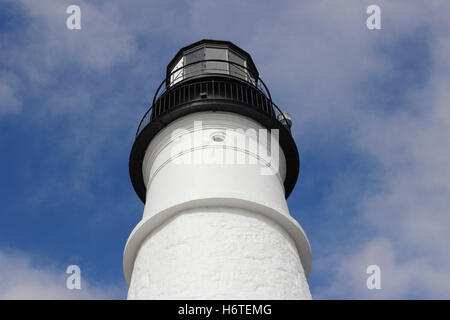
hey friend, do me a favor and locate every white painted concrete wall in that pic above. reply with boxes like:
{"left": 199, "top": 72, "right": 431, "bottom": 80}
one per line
{"left": 128, "top": 207, "right": 311, "bottom": 299}
{"left": 124, "top": 112, "right": 312, "bottom": 299}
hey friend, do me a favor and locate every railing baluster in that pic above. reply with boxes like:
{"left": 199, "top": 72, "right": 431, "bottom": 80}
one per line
{"left": 163, "top": 94, "right": 166, "bottom": 113}
{"left": 157, "top": 98, "right": 161, "bottom": 117}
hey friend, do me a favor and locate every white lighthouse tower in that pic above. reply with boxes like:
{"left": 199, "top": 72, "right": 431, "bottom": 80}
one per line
{"left": 124, "top": 40, "right": 312, "bottom": 299}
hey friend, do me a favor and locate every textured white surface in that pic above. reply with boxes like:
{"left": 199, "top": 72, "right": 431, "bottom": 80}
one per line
{"left": 125, "top": 112, "right": 312, "bottom": 299}
{"left": 128, "top": 207, "right": 311, "bottom": 300}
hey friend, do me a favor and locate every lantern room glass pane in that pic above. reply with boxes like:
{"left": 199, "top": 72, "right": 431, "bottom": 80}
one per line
{"left": 169, "top": 45, "right": 256, "bottom": 86}
{"left": 185, "top": 48, "right": 204, "bottom": 79}
{"left": 204, "top": 47, "right": 228, "bottom": 74}
{"left": 228, "top": 50, "right": 247, "bottom": 80}
{"left": 170, "top": 57, "right": 184, "bottom": 85}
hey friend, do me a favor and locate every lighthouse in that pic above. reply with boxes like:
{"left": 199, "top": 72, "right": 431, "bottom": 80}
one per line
{"left": 124, "top": 40, "right": 312, "bottom": 299}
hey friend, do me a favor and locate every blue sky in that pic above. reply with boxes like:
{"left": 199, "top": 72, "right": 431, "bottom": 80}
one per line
{"left": 1, "top": 0, "right": 449, "bottom": 299}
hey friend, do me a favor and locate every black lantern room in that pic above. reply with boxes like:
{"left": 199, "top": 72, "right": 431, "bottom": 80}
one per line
{"left": 129, "top": 39, "right": 299, "bottom": 203}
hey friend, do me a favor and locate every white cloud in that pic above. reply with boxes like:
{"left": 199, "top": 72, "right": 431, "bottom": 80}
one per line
{"left": 0, "top": 250, "right": 124, "bottom": 299}
{"left": 0, "top": 73, "right": 22, "bottom": 115}
{"left": 17, "top": 0, "right": 137, "bottom": 70}
{"left": 309, "top": 1, "right": 450, "bottom": 299}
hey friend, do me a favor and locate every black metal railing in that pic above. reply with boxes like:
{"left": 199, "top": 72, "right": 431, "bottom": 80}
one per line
{"left": 135, "top": 60, "right": 289, "bottom": 138}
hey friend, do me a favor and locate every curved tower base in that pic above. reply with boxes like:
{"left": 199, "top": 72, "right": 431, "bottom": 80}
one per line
{"left": 128, "top": 207, "right": 311, "bottom": 299}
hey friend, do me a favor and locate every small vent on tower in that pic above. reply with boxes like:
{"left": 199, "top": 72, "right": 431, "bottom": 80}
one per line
{"left": 211, "top": 131, "right": 226, "bottom": 142}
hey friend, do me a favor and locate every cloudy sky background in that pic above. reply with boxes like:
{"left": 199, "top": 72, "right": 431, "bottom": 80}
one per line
{"left": 0, "top": 0, "right": 449, "bottom": 299}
